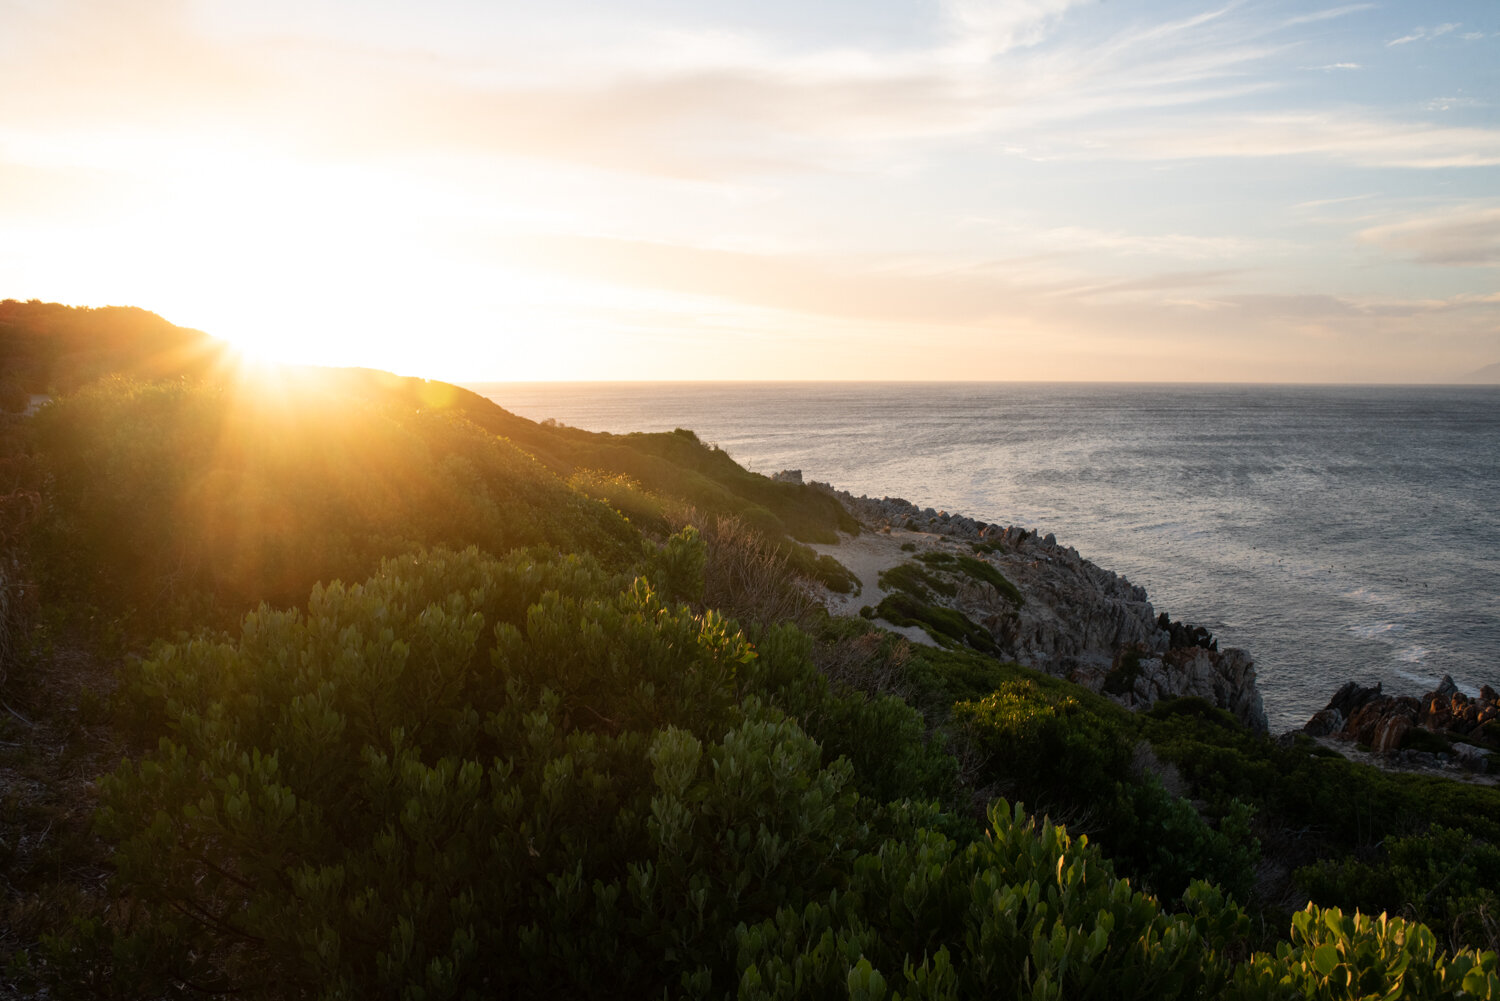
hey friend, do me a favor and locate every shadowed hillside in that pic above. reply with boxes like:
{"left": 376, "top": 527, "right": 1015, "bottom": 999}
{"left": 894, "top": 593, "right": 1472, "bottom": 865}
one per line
{"left": 2, "top": 302, "right": 1499, "bottom": 1000}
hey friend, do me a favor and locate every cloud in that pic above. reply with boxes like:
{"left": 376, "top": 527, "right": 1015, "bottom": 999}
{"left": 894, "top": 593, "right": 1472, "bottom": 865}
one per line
{"left": 1358, "top": 207, "right": 1500, "bottom": 266}
{"left": 7, "top": 0, "right": 1492, "bottom": 185}
{"left": 938, "top": 0, "right": 1093, "bottom": 62}
{"left": 1388, "top": 23, "right": 1460, "bottom": 46}
{"left": 1027, "top": 225, "right": 1276, "bottom": 260}
{"left": 1062, "top": 113, "right": 1500, "bottom": 168}
{"left": 1282, "top": 5, "right": 1377, "bottom": 29}
{"left": 1293, "top": 194, "right": 1374, "bottom": 210}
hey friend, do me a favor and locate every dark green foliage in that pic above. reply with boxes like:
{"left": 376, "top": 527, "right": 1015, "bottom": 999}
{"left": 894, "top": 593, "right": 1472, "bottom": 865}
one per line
{"left": 1227, "top": 906, "right": 1500, "bottom": 1000}
{"left": 879, "top": 561, "right": 957, "bottom": 600}
{"left": 1147, "top": 695, "right": 1243, "bottom": 728}
{"left": 955, "top": 555, "right": 1024, "bottom": 607}
{"left": 1401, "top": 727, "right": 1455, "bottom": 754}
{"left": 956, "top": 680, "right": 1132, "bottom": 809}
{"left": 83, "top": 549, "right": 1280, "bottom": 1000}
{"left": 1104, "top": 647, "right": 1146, "bottom": 696}
{"left": 874, "top": 593, "right": 1000, "bottom": 655}
{"left": 1109, "top": 776, "right": 1260, "bottom": 903}
{"left": 743, "top": 623, "right": 958, "bottom": 808}
{"left": 882, "top": 553, "right": 1021, "bottom": 609}
{"left": 1297, "top": 827, "right": 1500, "bottom": 953}
{"left": 1140, "top": 705, "right": 1500, "bottom": 849}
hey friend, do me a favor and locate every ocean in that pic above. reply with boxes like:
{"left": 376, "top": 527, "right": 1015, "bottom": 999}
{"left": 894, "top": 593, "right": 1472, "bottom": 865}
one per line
{"left": 467, "top": 381, "right": 1500, "bottom": 732}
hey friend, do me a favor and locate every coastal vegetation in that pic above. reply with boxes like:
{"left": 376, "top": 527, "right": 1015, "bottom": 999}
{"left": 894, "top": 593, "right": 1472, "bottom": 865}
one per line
{"left": 2, "top": 300, "right": 1499, "bottom": 998}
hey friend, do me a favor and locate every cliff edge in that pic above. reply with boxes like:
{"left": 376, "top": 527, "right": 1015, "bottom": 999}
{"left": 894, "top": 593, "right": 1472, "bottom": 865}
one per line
{"left": 789, "top": 472, "right": 1269, "bottom": 732}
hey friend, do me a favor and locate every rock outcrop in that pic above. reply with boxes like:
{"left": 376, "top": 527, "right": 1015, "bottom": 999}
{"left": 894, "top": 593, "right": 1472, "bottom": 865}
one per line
{"left": 1110, "top": 647, "right": 1264, "bottom": 733}
{"left": 813, "top": 482, "right": 1269, "bottom": 732}
{"left": 1302, "top": 676, "right": 1498, "bottom": 772}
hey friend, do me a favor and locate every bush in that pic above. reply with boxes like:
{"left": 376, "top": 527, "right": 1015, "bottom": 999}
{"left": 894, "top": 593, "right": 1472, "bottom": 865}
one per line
{"left": 1228, "top": 905, "right": 1500, "bottom": 1000}
{"left": 80, "top": 548, "right": 1259, "bottom": 999}
{"left": 955, "top": 680, "right": 1131, "bottom": 810}
{"left": 955, "top": 555, "right": 1024, "bottom": 607}
{"left": 28, "top": 377, "right": 640, "bottom": 631}
{"left": 874, "top": 593, "right": 999, "bottom": 655}
{"left": 1298, "top": 827, "right": 1500, "bottom": 954}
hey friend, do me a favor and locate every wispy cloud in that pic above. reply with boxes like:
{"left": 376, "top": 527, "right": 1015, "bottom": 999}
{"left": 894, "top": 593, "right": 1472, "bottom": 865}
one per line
{"left": 1388, "top": 23, "right": 1460, "bottom": 46}
{"left": 1359, "top": 206, "right": 1500, "bottom": 265}
{"left": 938, "top": 0, "right": 1093, "bottom": 62}
{"left": 1282, "top": 4, "right": 1377, "bottom": 29}
{"left": 1294, "top": 193, "right": 1375, "bottom": 210}
{"left": 1061, "top": 113, "right": 1500, "bottom": 168}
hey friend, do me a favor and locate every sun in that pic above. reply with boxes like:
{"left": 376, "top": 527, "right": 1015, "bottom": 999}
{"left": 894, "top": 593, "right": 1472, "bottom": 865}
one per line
{"left": 58, "top": 151, "right": 577, "bottom": 380}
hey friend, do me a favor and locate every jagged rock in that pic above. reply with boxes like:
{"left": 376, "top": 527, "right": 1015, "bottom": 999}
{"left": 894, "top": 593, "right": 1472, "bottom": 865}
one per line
{"left": 771, "top": 469, "right": 804, "bottom": 484}
{"left": 1110, "top": 647, "right": 1266, "bottom": 733}
{"left": 1345, "top": 695, "right": 1420, "bottom": 751}
{"left": 1303, "top": 708, "right": 1345, "bottom": 738}
{"left": 812, "top": 481, "right": 1269, "bottom": 732}
{"left": 1301, "top": 674, "right": 1500, "bottom": 770}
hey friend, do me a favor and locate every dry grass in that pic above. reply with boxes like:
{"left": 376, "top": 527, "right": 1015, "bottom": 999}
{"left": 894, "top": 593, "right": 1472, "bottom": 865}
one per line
{"left": 684, "top": 511, "right": 821, "bottom": 631}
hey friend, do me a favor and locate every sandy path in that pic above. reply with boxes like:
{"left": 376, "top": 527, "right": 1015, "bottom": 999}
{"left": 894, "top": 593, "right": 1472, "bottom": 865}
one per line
{"left": 809, "top": 527, "right": 956, "bottom": 647}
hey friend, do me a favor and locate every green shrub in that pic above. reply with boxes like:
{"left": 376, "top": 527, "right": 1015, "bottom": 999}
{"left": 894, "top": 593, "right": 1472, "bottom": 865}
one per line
{"left": 879, "top": 562, "right": 957, "bottom": 600}
{"left": 955, "top": 555, "right": 1024, "bottom": 607}
{"left": 874, "top": 593, "right": 999, "bottom": 655}
{"left": 955, "top": 680, "right": 1131, "bottom": 809}
{"left": 1104, "top": 647, "right": 1146, "bottom": 696}
{"left": 568, "top": 469, "right": 671, "bottom": 535}
{"left": 1109, "top": 775, "right": 1260, "bottom": 903}
{"left": 1228, "top": 905, "right": 1500, "bottom": 1000}
{"left": 1402, "top": 728, "right": 1456, "bottom": 755}
{"left": 1298, "top": 827, "right": 1500, "bottom": 954}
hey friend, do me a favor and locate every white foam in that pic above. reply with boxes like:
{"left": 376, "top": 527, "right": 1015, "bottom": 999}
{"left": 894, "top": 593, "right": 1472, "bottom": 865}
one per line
{"left": 1395, "top": 645, "right": 1429, "bottom": 663}
{"left": 1348, "top": 621, "right": 1402, "bottom": 640}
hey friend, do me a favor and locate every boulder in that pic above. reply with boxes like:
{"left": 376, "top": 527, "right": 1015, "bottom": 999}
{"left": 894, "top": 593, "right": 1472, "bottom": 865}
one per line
{"left": 1303, "top": 708, "right": 1345, "bottom": 738}
{"left": 1345, "top": 695, "right": 1420, "bottom": 750}
{"left": 1453, "top": 743, "right": 1494, "bottom": 773}
{"left": 1301, "top": 673, "right": 1500, "bottom": 769}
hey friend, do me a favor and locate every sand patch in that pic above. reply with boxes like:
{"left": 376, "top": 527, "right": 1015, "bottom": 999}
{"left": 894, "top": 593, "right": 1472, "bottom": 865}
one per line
{"left": 809, "top": 527, "right": 963, "bottom": 648}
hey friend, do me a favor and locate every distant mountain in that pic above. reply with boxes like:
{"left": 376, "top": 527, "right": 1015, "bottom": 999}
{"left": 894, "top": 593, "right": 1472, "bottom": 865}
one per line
{"left": 1459, "top": 361, "right": 1500, "bottom": 383}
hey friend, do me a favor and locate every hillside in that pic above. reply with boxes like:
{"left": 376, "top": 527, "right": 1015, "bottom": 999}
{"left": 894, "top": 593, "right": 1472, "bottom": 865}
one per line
{"left": 2, "top": 302, "right": 1498, "bottom": 999}
{"left": 1459, "top": 362, "right": 1500, "bottom": 384}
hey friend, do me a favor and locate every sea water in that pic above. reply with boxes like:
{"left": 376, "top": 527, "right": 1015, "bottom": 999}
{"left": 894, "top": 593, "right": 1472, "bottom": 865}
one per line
{"left": 468, "top": 381, "right": 1500, "bottom": 732}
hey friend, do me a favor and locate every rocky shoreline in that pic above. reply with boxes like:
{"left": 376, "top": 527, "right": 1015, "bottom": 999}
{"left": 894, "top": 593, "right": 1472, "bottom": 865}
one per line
{"left": 783, "top": 472, "right": 1269, "bottom": 733}
{"left": 1300, "top": 676, "right": 1498, "bottom": 776}
{"left": 790, "top": 472, "right": 1498, "bottom": 778}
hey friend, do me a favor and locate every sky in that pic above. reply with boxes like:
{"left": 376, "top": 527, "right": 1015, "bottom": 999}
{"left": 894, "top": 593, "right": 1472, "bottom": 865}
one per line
{"left": 2, "top": 0, "right": 1497, "bottom": 383}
